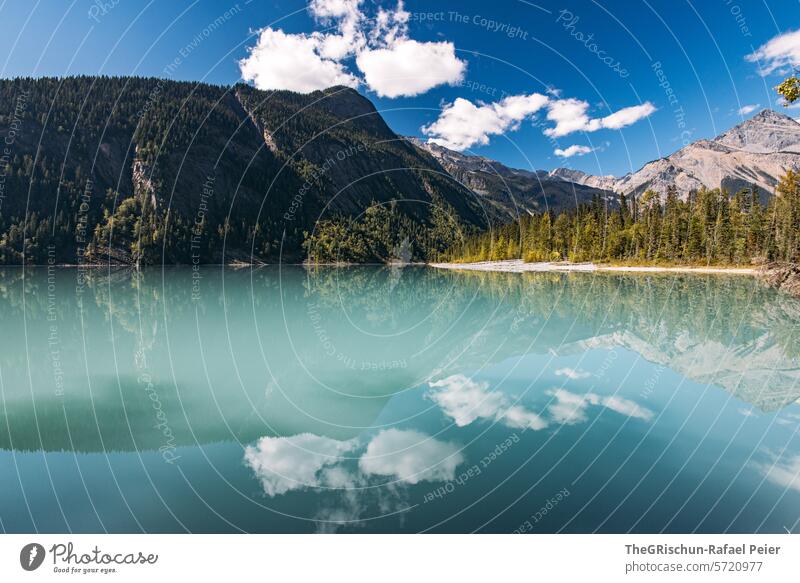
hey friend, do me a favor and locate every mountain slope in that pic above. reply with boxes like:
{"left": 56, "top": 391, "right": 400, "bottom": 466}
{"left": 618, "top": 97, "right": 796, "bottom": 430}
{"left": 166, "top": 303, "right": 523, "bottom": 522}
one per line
{"left": 594, "top": 109, "right": 800, "bottom": 200}
{"left": 409, "top": 138, "right": 618, "bottom": 217}
{"left": 413, "top": 109, "right": 800, "bottom": 207}
{"left": 0, "top": 77, "right": 484, "bottom": 264}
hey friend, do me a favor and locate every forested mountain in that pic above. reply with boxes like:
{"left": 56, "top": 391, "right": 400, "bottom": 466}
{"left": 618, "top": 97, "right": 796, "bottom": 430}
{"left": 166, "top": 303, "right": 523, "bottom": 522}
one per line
{"left": 2, "top": 76, "right": 799, "bottom": 266}
{"left": 0, "top": 76, "right": 484, "bottom": 265}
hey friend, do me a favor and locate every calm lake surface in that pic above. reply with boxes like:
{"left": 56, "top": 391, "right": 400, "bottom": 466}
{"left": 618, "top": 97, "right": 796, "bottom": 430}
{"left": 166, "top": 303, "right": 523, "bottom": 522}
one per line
{"left": 1, "top": 266, "right": 799, "bottom": 533}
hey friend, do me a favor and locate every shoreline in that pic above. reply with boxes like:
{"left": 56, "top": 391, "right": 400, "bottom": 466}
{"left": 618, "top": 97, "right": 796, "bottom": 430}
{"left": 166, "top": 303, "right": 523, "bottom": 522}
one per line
{"left": 0, "top": 260, "right": 758, "bottom": 276}
{"left": 429, "top": 259, "right": 757, "bottom": 275}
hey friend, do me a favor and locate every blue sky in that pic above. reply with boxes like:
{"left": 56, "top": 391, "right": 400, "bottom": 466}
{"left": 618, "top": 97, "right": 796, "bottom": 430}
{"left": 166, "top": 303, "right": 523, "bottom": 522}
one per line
{"left": 1, "top": 0, "right": 799, "bottom": 176}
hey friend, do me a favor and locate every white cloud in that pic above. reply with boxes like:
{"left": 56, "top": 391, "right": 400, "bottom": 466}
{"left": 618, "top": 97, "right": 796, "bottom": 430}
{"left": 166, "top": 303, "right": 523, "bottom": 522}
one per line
{"left": 555, "top": 367, "right": 591, "bottom": 379}
{"left": 554, "top": 145, "right": 593, "bottom": 158}
{"left": 503, "top": 405, "right": 550, "bottom": 430}
{"left": 547, "top": 389, "right": 654, "bottom": 425}
{"left": 359, "top": 429, "right": 464, "bottom": 484}
{"left": 737, "top": 104, "right": 760, "bottom": 116}
{"left": 547, "top": 388, "right": 591, "bottom": 425}
{"left": 545, "top": 98, "right": 592, "bottom": 137}
{"left": 746, "top": 29, "right": 800, "bottom": 76}
{"left": 428, "top": 374, "right": 507, "bottom": 426}
{"left": 754, "top": 453, "right": 800, "bottom": 492}
{"left": 310, "top": 0, "right": 365, "bottom": 57}
{"left": 356, "top": 39, "right": 465, "bottom": 98}
{"left": 422, "top": 93, "right": 549, "bottom": 151}
{"left": 544, "top": 99, "right": 656, "bottom": 137}
{"left": 367, "top": 0, "right": 409, "bottom": 46}
{"left": 422, "top": 93, "right": 655, "bottom": 150}
{"left": 310, "top": 0, "right": 362, "bottom": 22}
{"left": 601, "top": 395, "right": 654, "bottom": 421}
{"left": 598, "top": 103, "right": 657, "bottom": 130}
{"left": 239, "top": 0, "right": 466, "bottom": 97}
{"left": 239, "top": 28, "right": 360, "bottom": 93}
{"left": 428, "top": 374, "right": 548, "bottom": 430}
{"left": 244, "top": 433, "right": 358, "bottom": 496}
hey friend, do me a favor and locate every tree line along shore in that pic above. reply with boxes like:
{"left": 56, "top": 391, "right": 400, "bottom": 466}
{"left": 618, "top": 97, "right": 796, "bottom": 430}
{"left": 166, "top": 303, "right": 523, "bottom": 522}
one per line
{"left": 440, "top": 171, "right": 800, "bottom": 268}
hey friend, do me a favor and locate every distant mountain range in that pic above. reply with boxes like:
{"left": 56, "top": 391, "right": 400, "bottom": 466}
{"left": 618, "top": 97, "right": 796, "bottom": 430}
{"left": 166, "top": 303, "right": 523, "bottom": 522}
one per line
{"left": 412, "top": 109, "right": 800, "bottom": 211}
{"left": 1, "top": 76, "right": 799, "bottom": 264}
{"left": 407, "top": 137, "right": 618, "bottom": 217}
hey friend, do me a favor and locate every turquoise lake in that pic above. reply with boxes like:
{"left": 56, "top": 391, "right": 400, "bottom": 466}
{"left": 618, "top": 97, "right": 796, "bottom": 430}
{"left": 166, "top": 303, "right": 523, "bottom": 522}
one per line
{"left": 0, "top": 266, "right": 799, "bottom": 533}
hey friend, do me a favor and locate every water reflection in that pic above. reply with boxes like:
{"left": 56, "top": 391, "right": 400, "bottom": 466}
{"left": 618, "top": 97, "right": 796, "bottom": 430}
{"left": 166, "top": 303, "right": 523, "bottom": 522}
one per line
{"left": 1, "top": 266, "right": 799, "bottom": 532}
{"left": 0, "top": 266, "right": 798, "bottom": 454}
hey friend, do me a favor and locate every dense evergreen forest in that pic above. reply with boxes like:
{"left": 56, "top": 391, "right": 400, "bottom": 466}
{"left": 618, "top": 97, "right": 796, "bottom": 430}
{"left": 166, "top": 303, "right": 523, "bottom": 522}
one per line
{"left": 442, "top": 171, "right": 800, "bottom": 266}
{"left": 302, "top": 201, "right": 470, "bottom": 263}
{"left": 2, "top": 75, "right": 800, "bottom": 266}
{"left": 0, "top": 76, "right": 482, "bottom": 265}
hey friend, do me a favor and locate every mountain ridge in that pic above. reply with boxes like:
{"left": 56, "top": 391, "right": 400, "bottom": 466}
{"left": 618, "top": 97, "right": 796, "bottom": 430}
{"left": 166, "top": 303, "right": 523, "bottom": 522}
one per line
{"left": 0, "top": 76, "right": 485, "bottom": 264}
{"left": 1, "top": 76, "right": 799, "bottom": 266}
{"left": 414, "top": 108, "right": 800, "bottom": 205}
{"left": 407, "top": 137, "right": 619, "bottom": 218}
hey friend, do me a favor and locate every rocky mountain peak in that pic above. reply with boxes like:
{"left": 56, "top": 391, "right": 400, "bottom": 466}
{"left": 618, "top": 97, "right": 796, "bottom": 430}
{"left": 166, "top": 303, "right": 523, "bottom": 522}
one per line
{"left": 411, "top": 107, "right": 800, "bottom": 207}
{"left": 748, "top": 108, "right": 798, "bottom": 125}
{"left": 714, "top": 108, "right": 800, "bottom": 153}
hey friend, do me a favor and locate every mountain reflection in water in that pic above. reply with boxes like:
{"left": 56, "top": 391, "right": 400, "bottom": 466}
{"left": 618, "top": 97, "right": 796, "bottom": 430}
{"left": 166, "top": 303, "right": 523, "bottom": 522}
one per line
{"left": 0, "top": 266, "right": 798, "bottom": 533}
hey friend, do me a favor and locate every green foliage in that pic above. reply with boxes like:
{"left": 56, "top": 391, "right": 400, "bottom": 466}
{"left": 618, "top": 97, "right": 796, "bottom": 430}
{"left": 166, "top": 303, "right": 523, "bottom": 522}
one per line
{"left": 303, "top": 200, "right": 472, "bottom": 264}
{"left": 0, "top": 77, "right": 484, "bottom": 265}
{"left": 443, "top": 174, "right": 800, "bottom": 266}
{"left": 776, "top": 75, "right": 800, "bottom": 104}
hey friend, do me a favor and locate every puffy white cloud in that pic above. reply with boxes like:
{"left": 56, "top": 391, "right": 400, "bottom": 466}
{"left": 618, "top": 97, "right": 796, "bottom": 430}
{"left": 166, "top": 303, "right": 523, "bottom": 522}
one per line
{"left": 422, "top": 98, "right": 509, "bottom": 151}
{"left": 240, "top": 0, "right": 466, "bottom": 97}
{"left": 547, "top": 389, "right": 654, "bottom": 425}
{"left": 601, "top": 395, "right": 654, "bottom": 421}
{"left": 239, "top": 28, "right": 360, "bottom": 92}
{"left": 544, "top": 99, "right": 656, "bottom": 137}
{"left": 359, "top": 429, "right": 464, "bottom": 484}
{"left": 746, "top": 29, "right": 800, "bottom": 76}
{"left": 428, "top": 374, "right": 507, "bottom": 426}
{"left": 545, "top": 98, "right": 592, "bottom": 138}
{"left": 422, "top": 93, "right": 655, "bottom": 150}
{"left": 554, "top": 145, "right": 593, "bottom": 158}
{"left": 737, "top": 104, "right": 760, "bottom": 116}
{"left": 503, "top": 405, "right": 550, "bottom": 430}
{"left": 367, "top": 0, "right": 409, "bottom": 45}
{"left": 310, "top": 0, "right": 368, "bottom": 60}
{"left": 547, "top": 388, "right": 591, "bottom": 425}
{"left": 422, "top": 93, "right": 549, "bottom": 151}
{"left": 598, "top": 103, "right": 657, "bottom": 130}
{"left": 356, "top": 39, "right": 465, "bottom": 98}
{"left": 555, "top": 367, "right": 591, "bottom": 379}
{"left": 244, "top": 433, "right": 358, "bottom": 496}
{"left": 754, "top": 453, "right": 800, "bottom": 492}
{"left": 310, "top": 0, "right": 362, "bottom": 22}
{"left": 428, "top": 374, "right": 548, "bottom": 430}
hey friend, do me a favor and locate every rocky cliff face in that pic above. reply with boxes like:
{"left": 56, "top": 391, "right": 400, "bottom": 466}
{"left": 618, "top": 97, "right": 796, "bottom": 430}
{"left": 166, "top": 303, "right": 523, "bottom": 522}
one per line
{"left": 546, "top": 167, "right": 618, "bottom": 192}
{"left": 584, "top": 109, "right": 800, "bottom": 200}
{"left": 413, "top": 109, "right": 800, "bottom": 206}
{"left": 409, "top": 138, "right": 618, "bottom": 217}
{"left": 716, "top": 109, "right": 800, "bottom": 153}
